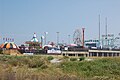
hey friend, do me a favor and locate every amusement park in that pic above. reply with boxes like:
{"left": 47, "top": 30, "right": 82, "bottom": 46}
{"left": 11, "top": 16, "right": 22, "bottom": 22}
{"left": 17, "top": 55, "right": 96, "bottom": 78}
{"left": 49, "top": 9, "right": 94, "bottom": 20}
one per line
{"left": 0, "top": 26, "right": 120, "bottom": 57}
{"left": 1, "top": 0, "right": 120, "bottom": 79}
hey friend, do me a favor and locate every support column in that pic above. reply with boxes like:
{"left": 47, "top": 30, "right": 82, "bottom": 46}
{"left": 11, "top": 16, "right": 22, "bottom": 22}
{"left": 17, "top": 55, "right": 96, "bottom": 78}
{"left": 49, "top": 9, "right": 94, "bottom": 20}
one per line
{"left": 84, "top": 54, "right": 86, "bottom": 57}
{"left": 65, "top": 52, "right": 67, "bottom": 56}
{"left": 97, "top": 52, "right": 98, "bottom": 57}
{"left": 89, "top": 53, "right": 92, "bottom": 57}
{"left": 107, "top": 53, "right": 108, "bottom": 57}
{"left": 75, "top": 53, "right": 78, "bottom": 57}
{"left": 112, "top": 53, "right": 113, "bottom": 57}
{"left": 88, "top": 52, "right": 90, "bottom": 57}
{"left": 115, "top": 53, "right": 117, "bottom": 57}
{"left": 102, "top": 53, "right": 104, "bottom": 57}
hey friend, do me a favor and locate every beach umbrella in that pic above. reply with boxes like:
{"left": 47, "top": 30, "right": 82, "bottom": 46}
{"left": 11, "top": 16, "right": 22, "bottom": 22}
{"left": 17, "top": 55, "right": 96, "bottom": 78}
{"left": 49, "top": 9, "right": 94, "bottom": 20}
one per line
{"left": 1, "top": 42, "right": 19, "bottom": 49}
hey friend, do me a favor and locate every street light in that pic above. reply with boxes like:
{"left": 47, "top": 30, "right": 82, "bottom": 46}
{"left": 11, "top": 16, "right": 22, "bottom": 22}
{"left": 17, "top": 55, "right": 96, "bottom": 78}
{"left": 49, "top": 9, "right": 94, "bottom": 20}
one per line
{"left": 68, "top": 35, "right": 70, "bottom": 44}
{"left": 41, "top": 36, "right": 44, "bottom": 48}
{"left": 44, "top": 32, "right": 48, "bottom": 45}
{"left": 56, "top": 32, "right": 59, "bottom": 46}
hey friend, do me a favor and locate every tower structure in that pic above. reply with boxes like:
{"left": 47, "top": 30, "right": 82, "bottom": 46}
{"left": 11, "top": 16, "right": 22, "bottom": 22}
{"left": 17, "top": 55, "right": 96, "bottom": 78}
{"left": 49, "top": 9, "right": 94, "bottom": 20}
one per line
{"left": 31, "top": 33, "right": 39, "bottom": 42}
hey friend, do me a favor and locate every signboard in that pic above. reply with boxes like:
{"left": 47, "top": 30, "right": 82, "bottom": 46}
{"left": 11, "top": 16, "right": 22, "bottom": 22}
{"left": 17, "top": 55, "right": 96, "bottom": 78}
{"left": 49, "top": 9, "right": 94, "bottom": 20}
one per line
{"left": 47, "top": 48, "right": 61, "bottom": 54}
{"left": 102, "top": 34, "right": 114, "bottom": 37}
{"left": 85, "top": 40, "right": 99, "bottom": 43}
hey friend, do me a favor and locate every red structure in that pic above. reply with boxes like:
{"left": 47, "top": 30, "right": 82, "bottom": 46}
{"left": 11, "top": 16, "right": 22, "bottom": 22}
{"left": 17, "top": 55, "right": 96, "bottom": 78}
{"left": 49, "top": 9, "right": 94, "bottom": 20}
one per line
{"left": 82, "top": 28, "right": 85, "bottom": 48}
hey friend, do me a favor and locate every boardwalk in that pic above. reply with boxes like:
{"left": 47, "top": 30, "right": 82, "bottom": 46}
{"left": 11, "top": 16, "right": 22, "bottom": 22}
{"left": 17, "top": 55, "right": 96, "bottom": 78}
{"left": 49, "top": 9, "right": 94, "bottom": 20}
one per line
{"left": 62, "top": 49, "right": 120, "bottom": 57}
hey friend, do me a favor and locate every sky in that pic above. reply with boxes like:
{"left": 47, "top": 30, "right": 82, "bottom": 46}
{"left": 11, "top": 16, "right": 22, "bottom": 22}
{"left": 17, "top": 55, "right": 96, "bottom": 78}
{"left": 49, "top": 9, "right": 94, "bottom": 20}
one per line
{"left": 0, "top": 0, "right": 120, "bottom": 45}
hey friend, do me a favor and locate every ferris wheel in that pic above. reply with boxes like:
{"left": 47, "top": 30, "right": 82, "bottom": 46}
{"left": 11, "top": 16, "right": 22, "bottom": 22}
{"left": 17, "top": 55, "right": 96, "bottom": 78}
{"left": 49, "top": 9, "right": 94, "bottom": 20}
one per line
{"left": 73, "top": 29, "right": 82, "bottom": 45}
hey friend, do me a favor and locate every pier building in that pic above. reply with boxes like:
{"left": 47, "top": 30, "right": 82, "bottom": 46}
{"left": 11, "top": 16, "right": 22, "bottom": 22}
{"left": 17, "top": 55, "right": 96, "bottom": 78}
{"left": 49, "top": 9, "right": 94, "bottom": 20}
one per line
{"left": 62, "top": 49, "right": 120, "bottom": 57}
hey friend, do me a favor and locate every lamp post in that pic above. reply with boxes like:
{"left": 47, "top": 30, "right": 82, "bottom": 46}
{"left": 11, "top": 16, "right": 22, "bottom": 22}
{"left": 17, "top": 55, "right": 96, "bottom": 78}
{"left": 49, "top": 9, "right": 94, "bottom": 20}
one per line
{"left": 99, "top": 14, "right": 101, "bottom": 47}
{"left": 41, "top": 36, "right": 44, "bottom": 48}
{"left": 68, "top": 35, "right": 70, "bottom": 44}
{"left": 44, "top": 32, "right": 48, "bottom": 45}
{"left": 56, "top": 32, "right": 59, "bottom": 46}
{"left": 105, "top": 17, "right": 108, "bottom": 47}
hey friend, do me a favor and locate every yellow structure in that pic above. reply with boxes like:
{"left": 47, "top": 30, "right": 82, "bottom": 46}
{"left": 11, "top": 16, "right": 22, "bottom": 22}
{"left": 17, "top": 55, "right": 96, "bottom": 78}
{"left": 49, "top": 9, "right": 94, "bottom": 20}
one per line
{"left": 2, "top": 49, "right": 21, "bottom": 55}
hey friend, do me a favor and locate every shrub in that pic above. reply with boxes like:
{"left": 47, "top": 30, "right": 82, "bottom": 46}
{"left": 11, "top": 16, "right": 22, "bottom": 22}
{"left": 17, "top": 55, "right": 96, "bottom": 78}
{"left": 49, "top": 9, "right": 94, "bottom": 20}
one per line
{"left": 62, "top": 56, "right": 69, "bottom": 62}
{"left": 47, "top": 56, "right": 54, "bottom": 60}
{"left": 79, "top": 57, "right": 85, "bottom": 61}
{"left": 27, "top": 58, "right": 44, "bottom": 68}
{"left": 8, "top": 58, "right": 18, "bottom": 66}
{"left": 0, "top": 55, "right": 47, "bottom": 68}
{"left": 70, "top": 58, "right": 77, "bottom": 61}
{"left": 0, "top": 50, "right": 3, "bottom": 54}
{"left": 63, "top": 56, "right": 69, "bottom": 59}
{"left": 40, "top": 64, "right": 48, "bottom": 69}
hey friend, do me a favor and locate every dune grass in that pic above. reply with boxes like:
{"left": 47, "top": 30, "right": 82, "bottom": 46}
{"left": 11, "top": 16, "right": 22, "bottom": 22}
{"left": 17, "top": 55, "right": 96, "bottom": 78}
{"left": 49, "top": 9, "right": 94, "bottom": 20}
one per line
{"left": 0, "top": 55, "right": 120, "bottom": 80}
{"left": 60, "top": 57, "right": 120, "bottom": 80}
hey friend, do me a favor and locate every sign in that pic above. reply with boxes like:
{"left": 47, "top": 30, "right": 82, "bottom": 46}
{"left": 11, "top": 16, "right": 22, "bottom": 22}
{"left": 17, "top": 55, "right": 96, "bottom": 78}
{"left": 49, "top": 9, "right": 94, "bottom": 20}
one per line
{"left": 85, "top": 40, "right": 99, "bottom": 42}
{"left": 47, "top": 48, "right": 61, "bottom": 54}
{"left": 102, "top": 34, "right": 114, "bottom": 37}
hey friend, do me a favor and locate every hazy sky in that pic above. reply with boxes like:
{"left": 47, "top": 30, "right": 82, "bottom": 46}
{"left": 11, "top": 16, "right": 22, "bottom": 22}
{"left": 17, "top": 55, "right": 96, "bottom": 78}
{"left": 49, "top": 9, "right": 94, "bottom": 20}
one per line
{"left": 0, "top": 0, "right": 120, "bottom": 45}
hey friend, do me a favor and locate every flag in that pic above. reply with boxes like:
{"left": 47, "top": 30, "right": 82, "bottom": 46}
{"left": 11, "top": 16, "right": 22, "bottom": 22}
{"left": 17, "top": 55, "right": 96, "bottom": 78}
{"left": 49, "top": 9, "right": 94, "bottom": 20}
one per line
{"left": 12, "top": 38, "right": 14, "bottom": 42}
{"left": 10, "top": 38, "right": 11, "bottom": 41}
{"left": 8, "top": 38, "right": 9, "bottom": 41}
{"left": 6, "top": 38, "right": 7, "bottom": 41}
{"left": 3, "top": 38, "right": 5, "bottom": 40}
